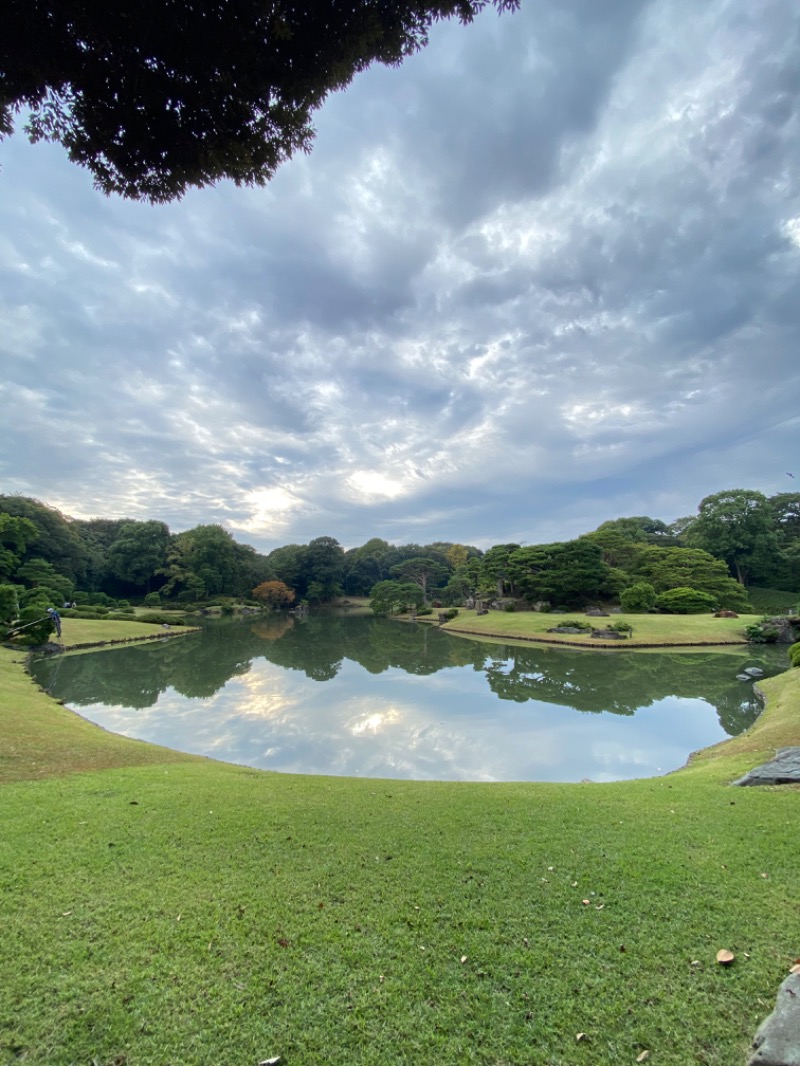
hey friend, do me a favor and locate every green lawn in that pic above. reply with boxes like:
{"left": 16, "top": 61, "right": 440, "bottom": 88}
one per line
{"left": 440, "top": 608, "right": 760, "bottom": 647}
{"left": 1, "top": 623, "right": 799, "bottom": 1065}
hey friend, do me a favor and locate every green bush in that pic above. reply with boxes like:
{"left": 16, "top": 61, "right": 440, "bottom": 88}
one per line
{"left": 137, "top": 613, "right": 187, "bottom": 626}
{"left": 557, "top": 619, "right": 593, "bottom": 631}
{"left": 788, "top": 642, "right": 800, "bottom": 667}
{"left": 87, "top": 592, "right": 113, "bottom": 606}
{"left": 746, "top": 619, "right": 782, "bottom": 644}
{"left": 619, "top": 582, "right": 657, "bottom": 613}
{"left": 143, "top": 592, "right": 161, "bottom": 607}
{"left": 417, "top": 606, "right": 433, "bottom": 616}
{"left": 12, "top": 605, "right": 55, "bottom": 645}
{"left": 609, "top": 621, "right": 633, "bottom": 634}
{"left": 442, "top": 608, "right": 459, "bottom": 620}
{"left": 654, "top": 587, "right": 717, "bottom": 614}
{"left": 748, "top": 587, "right": 800, "bottom": 615}
{"left": 0, "top": 584, "right": 19, "bottom": 625}
{"left": 19, "top": 585, "right": 61, "bottom": 609}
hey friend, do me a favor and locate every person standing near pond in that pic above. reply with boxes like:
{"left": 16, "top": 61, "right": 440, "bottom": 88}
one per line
{"left": 47, "top": 606, "right": 62, "bottom": 639}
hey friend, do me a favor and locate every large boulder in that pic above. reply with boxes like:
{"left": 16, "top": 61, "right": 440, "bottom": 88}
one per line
{"left": 748, "top": 971, "right": 800, "bottom": 1065}
{"left": 732, "top": 748, "right": 800, "bottom": 786}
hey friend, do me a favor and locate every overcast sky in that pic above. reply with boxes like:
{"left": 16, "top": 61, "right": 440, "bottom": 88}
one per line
{"left": 2, "top": 0, "right": 799, "bottom": 555}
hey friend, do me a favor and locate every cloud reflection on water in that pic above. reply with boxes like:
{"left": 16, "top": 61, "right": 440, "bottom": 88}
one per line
{"left": 32, "top": 615, "right": 783, "bottom": 782}
{"left": 67, "top": 664, "right": 737, "bottom": 782}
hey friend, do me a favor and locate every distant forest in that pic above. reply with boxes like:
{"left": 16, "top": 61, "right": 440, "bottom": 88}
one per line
{"left": 1, "top": 489, "right": 799, "bottom": 618}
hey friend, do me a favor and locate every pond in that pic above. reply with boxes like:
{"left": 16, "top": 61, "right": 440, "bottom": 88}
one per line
{"left": 29, "top": 613, "right": 788, "bottom": 783}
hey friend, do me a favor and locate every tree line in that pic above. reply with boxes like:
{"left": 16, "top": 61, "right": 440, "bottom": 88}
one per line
{"left": 1, "top": 488, "right": 799, "bottom": 629}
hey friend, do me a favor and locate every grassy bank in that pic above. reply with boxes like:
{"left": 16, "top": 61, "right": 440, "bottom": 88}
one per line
{"left": 439, "top": 608, "right": 761, "bottom": 647}
{"left": 1, "top": 625, "right": 799, "bottom": 1065}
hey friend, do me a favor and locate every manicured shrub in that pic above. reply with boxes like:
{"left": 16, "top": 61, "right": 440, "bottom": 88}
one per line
{"left": 19, "top": 585, "right": 60, "bottom": 609}
{"left": 11, "top": 605, "right": 55, "bottom": 645}
{"left": 620, "top": 581, "right": 657, "bottom": 613}
{"left": 137, "top": 612, "right": 186, "bottom": 626}
{"left": 654, "top": 587, "right": 717, "bottom": 614}
{"left": 788, "top": 642, "right": 800, "bottom": 667}
{"left": 143, "top": 592, "right": 161, "bottom": 607}
{"left": 87, "top": 592, "right": 113, "bottom": 606}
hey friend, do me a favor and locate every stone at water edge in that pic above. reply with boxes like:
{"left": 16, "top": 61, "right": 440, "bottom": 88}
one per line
{"left": 731, "top": 748, "right": 800, "bottom": 787}
{"left": 748, "top": 972, "right": 800, "bottom": 1066}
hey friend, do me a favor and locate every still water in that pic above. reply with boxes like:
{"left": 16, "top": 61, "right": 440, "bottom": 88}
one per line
{"left": 30, "top": 613, "right": 787, "bottom": 782}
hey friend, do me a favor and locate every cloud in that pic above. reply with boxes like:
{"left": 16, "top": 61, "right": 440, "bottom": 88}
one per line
{"left": 1, "top": 0, "right": 799, "bottom": 551}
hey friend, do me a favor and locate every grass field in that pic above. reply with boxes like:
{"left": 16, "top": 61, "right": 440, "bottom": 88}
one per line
{"left": 1, "top": 620, "right": 799, "bottom": 1065}
{"left": 439, "top": 608, "right": 760, "bottom": 647}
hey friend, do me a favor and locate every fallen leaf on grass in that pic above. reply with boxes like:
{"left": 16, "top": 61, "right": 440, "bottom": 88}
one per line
{"left": 461, "top": 956, "right": 468, "bottom": 964}
{"left": 576, "top": 1032, "right": 587, "bottom": 1042}
{"left": 716, "top": 949, "right": 735, "bottom": 965}
{"left": 789, "top": 962, "right": 800, "bottom": 974}
{"left": 636, "top": 1052, "right": 650, "bottom": 1063}
{"left": 259, "top": 1058, "right": 281, "bottom": 1065}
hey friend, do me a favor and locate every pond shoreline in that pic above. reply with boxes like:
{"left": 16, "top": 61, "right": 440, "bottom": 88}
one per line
{"left": 17, "top": 625, "right": 201, "bottom": 656}
{"left": 407, "top": 613, "right": 752, "bottom": 651}
{"left": 443, "top": 625, "right": 750, "bottom": 650}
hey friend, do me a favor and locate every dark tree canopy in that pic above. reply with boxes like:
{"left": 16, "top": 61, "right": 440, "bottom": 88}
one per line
{"left": 2, "top": 0, "right": 518, "bottom": 202}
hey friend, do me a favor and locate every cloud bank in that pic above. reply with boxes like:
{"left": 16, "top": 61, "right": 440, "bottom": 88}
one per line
{"left": 1, "top": 0, "right": 799, "bottom": 551}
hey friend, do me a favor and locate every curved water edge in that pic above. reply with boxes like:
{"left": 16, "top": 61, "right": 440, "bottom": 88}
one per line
{"left": 28, "top": 613, "right": 789, "bottom": 784}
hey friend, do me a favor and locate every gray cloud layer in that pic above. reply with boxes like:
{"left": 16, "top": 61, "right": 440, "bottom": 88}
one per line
{"left": 2, "top": 0, "right": 799, "bottom": 551}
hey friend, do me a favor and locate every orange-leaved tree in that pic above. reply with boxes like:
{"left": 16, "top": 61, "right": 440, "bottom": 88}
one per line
{"left": 252, "top": 580, "right": 295, "bottom": 608}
